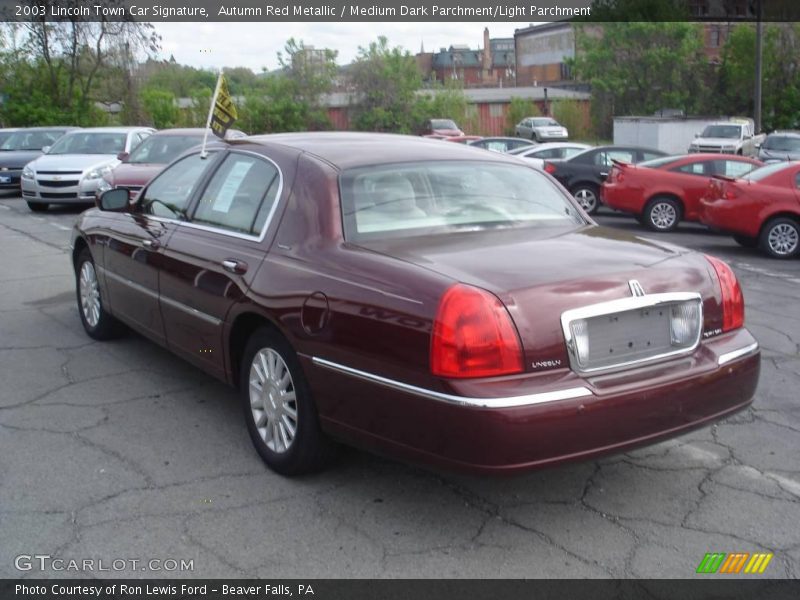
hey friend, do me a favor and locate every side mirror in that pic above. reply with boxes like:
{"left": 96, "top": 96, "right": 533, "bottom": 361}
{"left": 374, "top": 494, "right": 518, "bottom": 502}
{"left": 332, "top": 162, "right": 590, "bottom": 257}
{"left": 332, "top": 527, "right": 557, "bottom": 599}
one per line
{"left": 755, "top": 142, "right": 762, "bottom": 149}
{"left": 41, "top": 145, "right": 51, "bottom": 153}
{"left": 97, "top": 188, "right": 130, "bottom": 212}
{"left": 117, "top": 151, "right": 130, "bottom": 161}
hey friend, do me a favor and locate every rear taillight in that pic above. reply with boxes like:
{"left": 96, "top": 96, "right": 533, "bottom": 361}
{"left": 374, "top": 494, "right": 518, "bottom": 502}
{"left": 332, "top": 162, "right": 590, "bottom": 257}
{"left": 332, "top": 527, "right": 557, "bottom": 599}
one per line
{"left": 724, "top": 185, "right": 740, "bottom": 200}
{"left": 431, "top": 284, "right": 524, "bottom": 378}
{"left": 705, "top": 255, "right": 744, "bottom": 332}
{"left": 544, "top": 162, "right": 557, "bottom": 174}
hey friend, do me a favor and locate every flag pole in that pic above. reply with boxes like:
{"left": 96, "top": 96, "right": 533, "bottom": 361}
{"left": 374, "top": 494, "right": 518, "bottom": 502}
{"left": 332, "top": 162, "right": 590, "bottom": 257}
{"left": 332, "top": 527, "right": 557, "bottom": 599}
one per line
{"left": 201, "top": 70, "right": 223, "bottom": 158}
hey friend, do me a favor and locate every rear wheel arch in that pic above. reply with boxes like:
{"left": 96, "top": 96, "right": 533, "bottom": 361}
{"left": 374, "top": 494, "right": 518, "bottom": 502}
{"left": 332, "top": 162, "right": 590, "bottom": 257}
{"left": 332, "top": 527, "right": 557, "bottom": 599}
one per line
{"left": 228, "top": 312, "right": 289, "bottom": 388}
{"left": 645, "top": 192, "right": 684, "bottom": 214}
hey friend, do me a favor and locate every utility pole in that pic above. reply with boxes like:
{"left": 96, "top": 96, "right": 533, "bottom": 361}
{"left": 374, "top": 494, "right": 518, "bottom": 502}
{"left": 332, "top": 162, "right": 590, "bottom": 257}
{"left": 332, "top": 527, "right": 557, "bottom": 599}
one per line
{"left": 754, "top": 0, "right": 763, "bottom": 133}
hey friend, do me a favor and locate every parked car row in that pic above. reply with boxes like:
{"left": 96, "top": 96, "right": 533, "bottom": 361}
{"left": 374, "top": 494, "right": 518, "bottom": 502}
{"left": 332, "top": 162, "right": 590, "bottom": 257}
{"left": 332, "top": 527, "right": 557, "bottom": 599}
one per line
{"left": 6, "top": 126, "right": 246, "bottom": 212}
{"left": 429, "top": 129, "right": 798, "bottom": 259}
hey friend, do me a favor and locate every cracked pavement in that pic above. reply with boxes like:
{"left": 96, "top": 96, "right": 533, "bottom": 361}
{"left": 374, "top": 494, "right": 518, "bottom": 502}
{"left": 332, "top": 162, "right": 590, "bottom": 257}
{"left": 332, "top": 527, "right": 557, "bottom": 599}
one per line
{"left": 1, "top": 196, "right": 798, "bottom": 579}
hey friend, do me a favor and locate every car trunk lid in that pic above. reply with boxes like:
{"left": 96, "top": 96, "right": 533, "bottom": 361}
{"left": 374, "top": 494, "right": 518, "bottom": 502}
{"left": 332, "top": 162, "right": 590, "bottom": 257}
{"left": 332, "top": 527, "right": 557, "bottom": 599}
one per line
{"left": 357, "top": 225, "right": 719, "bottom": 374}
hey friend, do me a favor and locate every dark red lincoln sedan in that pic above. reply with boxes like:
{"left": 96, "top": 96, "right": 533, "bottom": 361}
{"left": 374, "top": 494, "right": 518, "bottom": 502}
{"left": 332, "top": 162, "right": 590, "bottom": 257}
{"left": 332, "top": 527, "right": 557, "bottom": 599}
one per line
{"left": 71, "top": 133, "right": 760, "bottom": 476}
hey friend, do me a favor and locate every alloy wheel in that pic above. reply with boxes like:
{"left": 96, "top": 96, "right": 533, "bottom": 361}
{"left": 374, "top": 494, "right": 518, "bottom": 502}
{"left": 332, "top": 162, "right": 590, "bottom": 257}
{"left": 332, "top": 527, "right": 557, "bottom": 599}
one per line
{"left": 574, "top": 188, "right": 597, "bottom": 213}
{"left": 767, "top": 222, "right": 799, "bottom": 256}
{"left": 79, "top": 262, "right": 101, "bottom": 328}
{"left": 650, "top": 202, "right": 677, "bottom": 230}
{"left": 249, "top": 348, "right": 298, "bottom": 454}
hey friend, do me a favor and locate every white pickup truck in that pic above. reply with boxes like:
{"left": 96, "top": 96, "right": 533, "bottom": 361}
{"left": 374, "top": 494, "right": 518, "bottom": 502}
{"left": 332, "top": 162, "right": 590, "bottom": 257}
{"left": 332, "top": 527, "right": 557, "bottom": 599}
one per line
{"left": 688, "top": 119, "right": 766, "bottom": 157}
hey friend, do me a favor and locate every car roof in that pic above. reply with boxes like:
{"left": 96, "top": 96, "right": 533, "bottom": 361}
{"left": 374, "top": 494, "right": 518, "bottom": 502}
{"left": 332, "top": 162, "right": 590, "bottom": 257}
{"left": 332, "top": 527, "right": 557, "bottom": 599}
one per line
{"left": 64, "top": 127, "right": 153, "bottom": 134}
{"left": 519, "top": 142, "right": 590, "bottom": 151}
{"left": 470, "top": 137, "right": 530, "bottom": 143}
{"left": 236, "top": 132, "right": 518, "bottom": 170}
{"left": 768, "top": 131, "right": 800, "bottom": 137}
{"left": 11, "top": 126, "right": 79, "bottom": 131}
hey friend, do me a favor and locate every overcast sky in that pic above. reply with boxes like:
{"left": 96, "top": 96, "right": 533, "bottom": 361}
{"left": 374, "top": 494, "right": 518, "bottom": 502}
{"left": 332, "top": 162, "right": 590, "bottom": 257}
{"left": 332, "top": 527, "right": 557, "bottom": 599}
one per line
{"left": 153, "top": 22, "right": 534, "bottom": 72}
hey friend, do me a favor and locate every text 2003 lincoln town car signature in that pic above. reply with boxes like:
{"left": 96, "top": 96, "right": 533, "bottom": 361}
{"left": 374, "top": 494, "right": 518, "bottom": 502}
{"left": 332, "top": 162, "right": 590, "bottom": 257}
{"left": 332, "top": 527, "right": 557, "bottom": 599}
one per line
{"left": 70, "top": 133, "right": 760, "bottom": 476}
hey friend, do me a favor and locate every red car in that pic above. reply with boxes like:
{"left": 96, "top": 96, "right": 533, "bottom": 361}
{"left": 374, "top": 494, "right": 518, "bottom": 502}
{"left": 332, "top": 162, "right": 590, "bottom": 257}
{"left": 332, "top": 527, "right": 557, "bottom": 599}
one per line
{"left": 72, "top": 133, "right": 759, "bottom": 476}
{"left": 700, "top": 161, "right": 800, "bottom": 258}
{"left": 602, "top": 154, "right": 762, "bottom": 231}
{"left": 99, "top": 128, "right": 245, "bottom": 199}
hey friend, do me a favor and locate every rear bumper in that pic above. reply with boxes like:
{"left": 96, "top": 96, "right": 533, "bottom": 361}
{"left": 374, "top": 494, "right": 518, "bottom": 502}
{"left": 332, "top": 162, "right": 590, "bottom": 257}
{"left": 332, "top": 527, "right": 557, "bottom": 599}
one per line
{"left": 306, "top": 329, "right": 760, "bottom": 475}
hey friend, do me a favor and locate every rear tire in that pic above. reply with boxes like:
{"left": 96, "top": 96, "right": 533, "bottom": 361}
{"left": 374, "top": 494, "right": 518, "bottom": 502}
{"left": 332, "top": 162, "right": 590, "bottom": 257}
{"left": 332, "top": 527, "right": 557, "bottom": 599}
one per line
{"left": 240, "top": 328, "right": 336, "bottom": 475}
{"left": 27, "top": 201, "right": 48, "bottom": 212}
{"left": 733, "top": 234, "right": 758, "bottom": 249}
{"left": 644, "top": 197, "right": 682, "bottom": 232}
{"left": 75, "top": 248, "right": 125, "bottom": 340}
{"left": 572, "top": 185, "right": 600, "bottom": 215}
{"left": 759, "top": 217, "right": 800, "bottom": 259}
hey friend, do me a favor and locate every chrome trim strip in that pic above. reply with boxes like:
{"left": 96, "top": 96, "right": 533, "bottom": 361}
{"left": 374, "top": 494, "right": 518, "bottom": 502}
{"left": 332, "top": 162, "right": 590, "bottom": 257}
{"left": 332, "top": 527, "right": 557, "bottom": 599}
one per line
{"left": 100, "top": 267, "right": 222, "bottom": 327}
{"left": 718, "top": 342, "right": 759, "bottom": 366}
{"left": 560, "top": 292, "right": 704, "bottom": 376}
{"left": 146, "top": 149, "right": 284, "bottom": 244}
{"left": 311, "top": 357, "right": 593, "bottom": 408}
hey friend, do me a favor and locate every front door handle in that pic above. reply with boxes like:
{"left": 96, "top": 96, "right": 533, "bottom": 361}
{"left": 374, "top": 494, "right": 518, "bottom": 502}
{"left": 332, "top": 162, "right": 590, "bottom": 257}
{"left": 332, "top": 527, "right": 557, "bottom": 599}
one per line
{"left": 142, "top": 239, "right": 160, "bottom": 249}
{"left": 222, "top": 259, "right": 248, "bottom": 274}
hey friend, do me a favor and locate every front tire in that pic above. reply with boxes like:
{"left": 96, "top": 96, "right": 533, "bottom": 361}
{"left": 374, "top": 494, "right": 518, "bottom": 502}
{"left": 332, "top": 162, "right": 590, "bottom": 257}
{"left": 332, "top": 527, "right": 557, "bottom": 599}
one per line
{"left": 27, "top": 201, "right": 48, "bottom": 212}
{"left": 759, "top": 217, "right": 800, "bottom": 259}
{"left": 241, "top": 328, "right": 335, "bottom": 475}
{"left": 572, "top": 185, "right": 600, "bottom": 215}
{"left": 644, "top": 197, "right": 682, "bottom": 232}
{"left": 75, "top": 248, "right": 125, "bottom": 340}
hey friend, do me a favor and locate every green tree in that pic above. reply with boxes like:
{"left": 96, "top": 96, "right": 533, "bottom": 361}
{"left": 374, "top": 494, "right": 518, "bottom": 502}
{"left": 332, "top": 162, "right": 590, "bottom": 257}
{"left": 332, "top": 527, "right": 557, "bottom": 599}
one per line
{"left": 349, "top": 36, "right": 423, "bottom": 133}
{"left": 715, "top": 23, "right": 800, "bottom": 131}
{"left": 4, "top": 2, "right": 159, "bottom": 124}
{"left": 141, "top": 88, "right": 178, "bottom": 128}
{"left": 552, "top": 99, "right": 591, "bottom": 140}
{"left": 570, "top": 22, "right": 708, "bottom": 137}
{"left": 414, "top": 81, "right": 470, "bottom": 132}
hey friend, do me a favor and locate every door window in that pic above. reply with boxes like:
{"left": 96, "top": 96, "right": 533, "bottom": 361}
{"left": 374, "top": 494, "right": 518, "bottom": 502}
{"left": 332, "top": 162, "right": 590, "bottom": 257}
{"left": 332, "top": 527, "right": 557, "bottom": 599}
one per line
{"left": 595, "top": 150, "right": 634, "bottom": 167}
{"left": 140, "top": 153, "right": 218, "bottom": 219}
{"left": 191, "top": 153, "right": 281, "bottom": 235}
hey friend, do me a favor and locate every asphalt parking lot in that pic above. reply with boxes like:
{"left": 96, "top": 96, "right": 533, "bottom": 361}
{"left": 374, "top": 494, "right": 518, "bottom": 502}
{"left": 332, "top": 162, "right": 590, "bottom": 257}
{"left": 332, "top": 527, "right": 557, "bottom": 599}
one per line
{"left": 1, "top": 194, "right": 798, "bottom": 579}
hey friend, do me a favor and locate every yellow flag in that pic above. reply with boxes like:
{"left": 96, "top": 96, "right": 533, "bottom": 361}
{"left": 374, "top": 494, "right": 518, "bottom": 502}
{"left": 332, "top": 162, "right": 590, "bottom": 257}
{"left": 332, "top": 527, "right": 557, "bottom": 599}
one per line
{"left": 210, "top": 75, "right": 238, "bottom": 139}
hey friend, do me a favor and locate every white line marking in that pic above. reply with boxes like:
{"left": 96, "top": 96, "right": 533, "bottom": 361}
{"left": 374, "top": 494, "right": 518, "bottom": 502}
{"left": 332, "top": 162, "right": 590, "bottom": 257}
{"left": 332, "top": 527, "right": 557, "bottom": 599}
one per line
{"left": 0, "top": 204, "right": 9, "bottom": 210}
{"left": 48, "top": 222, "right": 71, "bottom": 231}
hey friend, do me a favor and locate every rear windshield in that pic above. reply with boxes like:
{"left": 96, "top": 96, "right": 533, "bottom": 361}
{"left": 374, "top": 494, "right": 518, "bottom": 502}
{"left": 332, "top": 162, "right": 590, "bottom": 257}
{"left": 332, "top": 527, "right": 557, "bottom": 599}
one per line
{"left": 532, "top": 118, "right": 560, "bottom": 127}
{"left": 743, "top": 161, "right": 796, "bottom": 181}
{"left": 637, "top": 155, "right": 683, "bottom": 169}
{"left": 762, "top": 135, "right": 800, "bottom": 152}
{"left": 340, "top": 161, "right": 584, "bottom": 241}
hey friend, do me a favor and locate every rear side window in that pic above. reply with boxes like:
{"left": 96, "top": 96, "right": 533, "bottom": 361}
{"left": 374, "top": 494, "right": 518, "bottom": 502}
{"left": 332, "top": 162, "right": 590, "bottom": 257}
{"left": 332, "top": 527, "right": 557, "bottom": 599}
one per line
{"left": 674, "top": 162, "right": 709, "bottom": 176}
{"left": 192, "top": 153, "right": 280, "bottom": 235}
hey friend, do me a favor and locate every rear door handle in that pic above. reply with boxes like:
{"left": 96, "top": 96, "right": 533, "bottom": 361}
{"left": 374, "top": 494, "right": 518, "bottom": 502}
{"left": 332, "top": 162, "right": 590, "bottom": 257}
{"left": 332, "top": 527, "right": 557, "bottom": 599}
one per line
{"left": 222, "top": 259, "right": 248, "bottom": 274}
{"left": 142, "top": 239, "right": 160, "bottom": 249}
